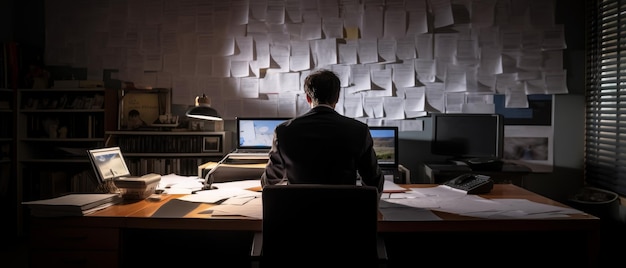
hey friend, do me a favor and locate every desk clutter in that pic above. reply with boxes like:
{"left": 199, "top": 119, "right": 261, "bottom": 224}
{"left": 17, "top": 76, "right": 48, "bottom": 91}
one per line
{"left": 21, "top": 173, "right": 588, "bottom": 220}
{"left": 22, "top": 193, "right": 121, "bottom": 217}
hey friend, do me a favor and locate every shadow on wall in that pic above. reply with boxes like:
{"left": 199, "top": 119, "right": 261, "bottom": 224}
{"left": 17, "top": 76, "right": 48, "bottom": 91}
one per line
{"left": 398, "top": 138, "right": 443, "bottom": 184}
{"left": 510, "top": 165, "right": 583, "bottom": 205}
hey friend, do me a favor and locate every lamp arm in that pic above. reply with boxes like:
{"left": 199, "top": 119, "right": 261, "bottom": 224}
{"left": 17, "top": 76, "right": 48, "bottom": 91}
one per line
{"left": 201, "top": 154, "right": 230, "bottom": 190}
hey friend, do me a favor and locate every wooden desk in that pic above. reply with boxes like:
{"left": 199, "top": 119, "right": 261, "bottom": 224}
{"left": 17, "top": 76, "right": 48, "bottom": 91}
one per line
{"left": 28, "top": 184, "right": 600, "bottom": 268}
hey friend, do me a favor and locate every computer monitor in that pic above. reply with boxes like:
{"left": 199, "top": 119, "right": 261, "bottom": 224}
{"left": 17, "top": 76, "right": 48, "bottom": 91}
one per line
{"left": 431, "top": 113, "right": 504, "bottom": 161}
{"left": 87, "top": 147, "right": 131, "bottom": 183}
{"left": 369, "top": 126, "right": 399, "bottom": 169}
{"left": 235, "top": 117, "right": 290, "bottom": 151}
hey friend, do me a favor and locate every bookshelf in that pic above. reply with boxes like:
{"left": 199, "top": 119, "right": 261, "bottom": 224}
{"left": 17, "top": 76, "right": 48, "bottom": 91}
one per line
{"left": 0, "top": 88, "right": 14, "bottom": 180}
{"left": 17, "top": 88, "right": 109, "bottom": 204}
{"left": 0, "top": 88, "right": 16, "bottom": 238}
{"left": 105, "top": 131, "right": 233, "bottom": 176}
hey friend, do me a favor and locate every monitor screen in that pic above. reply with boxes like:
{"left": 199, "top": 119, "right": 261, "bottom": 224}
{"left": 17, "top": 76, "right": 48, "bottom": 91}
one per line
{"left": 87, "top": 147, "right": 131, "bottom": 183}
{"left": 369, "top": 126, "right": 399, "bottom": 167}
{"left": 236, "top": 117, "right": 290, "bottom": 150}
{"left": 431, "top": 113, "right": 504, "bottom": 160}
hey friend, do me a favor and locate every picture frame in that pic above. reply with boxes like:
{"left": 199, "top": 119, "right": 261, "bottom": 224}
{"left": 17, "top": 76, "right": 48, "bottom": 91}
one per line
{"left": 118, "top": 88, "right": 171, "bottom": 130}
{"left": 203, "top": 136, "right": 221, "bottom": 153}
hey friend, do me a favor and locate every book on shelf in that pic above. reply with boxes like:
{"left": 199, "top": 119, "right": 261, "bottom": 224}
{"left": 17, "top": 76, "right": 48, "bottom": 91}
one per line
{"left": 52, "top": 80, "right": 103, "bottom": 88}
{"left": 22, "top": 193, "right": 121, "bottom": 217}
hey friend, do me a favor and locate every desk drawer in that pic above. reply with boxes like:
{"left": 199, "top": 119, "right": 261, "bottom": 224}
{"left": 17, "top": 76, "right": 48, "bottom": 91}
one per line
{"left": 30, "top": 250, "right": 118, "bottom": 268}
{"left": 30, "top": 227, "right": 119, "bottom": 250}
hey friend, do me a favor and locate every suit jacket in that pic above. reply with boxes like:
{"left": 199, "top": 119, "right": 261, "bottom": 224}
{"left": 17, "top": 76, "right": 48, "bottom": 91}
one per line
{"left": 261, "top": 106, "right": 384, "bottom": 193}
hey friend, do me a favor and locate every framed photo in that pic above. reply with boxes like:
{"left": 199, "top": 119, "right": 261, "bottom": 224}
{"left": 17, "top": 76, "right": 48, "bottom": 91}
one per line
{"left": 203, "top": 136, "right": 221, "bottom": 153}
{"left": 119, "top": 88, "right": 171, "bottom": 130}
{"left": 503, "top": 125, "right": 554, "bottom": 173}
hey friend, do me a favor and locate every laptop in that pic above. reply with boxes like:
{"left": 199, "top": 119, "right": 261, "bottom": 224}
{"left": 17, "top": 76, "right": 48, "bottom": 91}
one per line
{"left": 369, "top": 126, "right": 401, "bottom": 183}
{"left": 87, "top": 147, "right": 159, "bottom": 184}
{"left": 228, "top": 117, "right": 290, "bottom": 162}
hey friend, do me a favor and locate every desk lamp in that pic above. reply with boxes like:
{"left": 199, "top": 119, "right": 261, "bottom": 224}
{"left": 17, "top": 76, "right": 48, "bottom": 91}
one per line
{"left": 185, "top": 94, "right": 223, "bottom": 121}
{"left": 186, "top": 94, "right": 224, "bottom": 191}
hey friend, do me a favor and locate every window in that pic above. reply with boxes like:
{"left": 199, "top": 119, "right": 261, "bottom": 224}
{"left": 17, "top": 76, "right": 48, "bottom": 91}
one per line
{"left": 586, "top": 0, "right": 626, "bottom": 196}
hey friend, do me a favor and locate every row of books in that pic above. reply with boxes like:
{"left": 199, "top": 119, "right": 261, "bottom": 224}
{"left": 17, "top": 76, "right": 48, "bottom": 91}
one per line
{"left": 126, "top": 157, "right": 212, "bottom": 177}
{"left": 21, "top": 93, "right": 105, "bottom": 110}
{"left": 117, "top": 135, "right": 217, "bottom": 153}
{"left": 25, "top": 114, "right": 103, "bottom": 139}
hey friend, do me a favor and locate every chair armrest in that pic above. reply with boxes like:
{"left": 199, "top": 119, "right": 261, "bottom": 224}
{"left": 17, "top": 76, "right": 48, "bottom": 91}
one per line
{"left": 376, "top": 234, "right": 388, "bottom": 261}
{"left": 251, "top": 232, "right": 263, "bottom": 257}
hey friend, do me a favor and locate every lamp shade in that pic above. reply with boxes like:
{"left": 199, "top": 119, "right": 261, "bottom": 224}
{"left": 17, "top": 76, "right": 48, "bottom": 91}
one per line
{"left": 186, "top": 105, "right": 222, "bottom": 121}
{"left": 185, "top": 94, "right": 222, "bottom": 121}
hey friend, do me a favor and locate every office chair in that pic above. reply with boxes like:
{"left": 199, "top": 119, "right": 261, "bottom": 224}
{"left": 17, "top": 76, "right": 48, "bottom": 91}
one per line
{"left": 250, "top": 184, "right": 388, "bottom": 268}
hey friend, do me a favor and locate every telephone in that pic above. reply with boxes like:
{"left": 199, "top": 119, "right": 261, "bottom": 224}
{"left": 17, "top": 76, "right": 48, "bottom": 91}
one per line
{"left": 443, "top": 173, "right": 494, "bottom": 194}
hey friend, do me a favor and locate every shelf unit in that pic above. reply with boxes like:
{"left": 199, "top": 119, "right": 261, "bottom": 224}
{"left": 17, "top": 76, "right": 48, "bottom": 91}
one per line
{"left": 1, "top": 88, "right": 17, "bottom": 238}
{"left": 0, "top": 88, "right": 14, "bottom": 178}
{"left": 17, "top": 88, "right": 109, "bottom": 206}
{"left": 105, "top": 131, "right": 233, "bottom": 176}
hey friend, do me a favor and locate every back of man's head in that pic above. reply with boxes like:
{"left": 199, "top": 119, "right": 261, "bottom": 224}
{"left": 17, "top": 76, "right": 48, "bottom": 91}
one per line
{"left": 304, "top": 69, "right": 341, "bottom": 106}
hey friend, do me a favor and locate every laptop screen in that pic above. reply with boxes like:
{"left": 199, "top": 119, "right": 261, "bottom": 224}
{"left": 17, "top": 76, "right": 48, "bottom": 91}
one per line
{"left": 87, "top": 147, "right": 131, "bottom": 183}
{"left": 369, "top": 126, "right": 399, "bottom": 168}
{"left": 236, "top": 117, "right": 290, "bottom": 150}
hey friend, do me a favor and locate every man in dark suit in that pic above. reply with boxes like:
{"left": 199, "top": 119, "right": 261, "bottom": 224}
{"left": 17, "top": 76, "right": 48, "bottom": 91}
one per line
{"left": 261, "top": 69, "right": 384, "bottom": 194}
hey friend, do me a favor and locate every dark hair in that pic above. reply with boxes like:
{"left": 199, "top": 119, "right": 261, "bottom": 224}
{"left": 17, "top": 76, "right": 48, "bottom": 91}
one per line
{"left": 129, "top": 109, "right": 140, "bottom": 117}
{"left": 304, "top": 69, "right": 341, "bottom": 105}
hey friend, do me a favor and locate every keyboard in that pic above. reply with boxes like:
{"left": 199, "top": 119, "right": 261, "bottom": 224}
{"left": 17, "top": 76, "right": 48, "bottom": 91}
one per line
{"left": 443, "top": 173, "right": 493, "bottom": 194}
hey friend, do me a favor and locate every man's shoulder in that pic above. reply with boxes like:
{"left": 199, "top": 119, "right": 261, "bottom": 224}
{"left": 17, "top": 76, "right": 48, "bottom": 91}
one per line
{"left": 338, "top": 115, "right": 368, "bottom": 128}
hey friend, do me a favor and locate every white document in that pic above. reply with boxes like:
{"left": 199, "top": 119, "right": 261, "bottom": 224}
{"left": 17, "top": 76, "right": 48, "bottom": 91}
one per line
{"left": 178, "top": 188, "right": 254, "bottom": 204}
{"left": 382, "top": 180, "right": 408, "bottom": 193}
{"left": 212, "top": 179, "right": 261, "bottom": 190}
{"left": 379, "top": 200, "right": 442, "bottom": 221}
{"left": 209, "top": 197, "right": 263, "bottom": 219}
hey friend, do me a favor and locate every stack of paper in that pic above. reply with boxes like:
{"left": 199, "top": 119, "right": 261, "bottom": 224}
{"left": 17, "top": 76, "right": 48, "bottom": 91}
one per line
{"left": 22, "top": 193, "right": 121, "bottom": 217}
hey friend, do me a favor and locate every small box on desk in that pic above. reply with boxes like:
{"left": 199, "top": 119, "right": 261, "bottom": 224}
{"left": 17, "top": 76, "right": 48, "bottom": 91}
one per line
{"left": 198, "top": 159, "right": 267, "bottom": 183}
{"left": 113, "top": 174, "right": 161, "bottom": 200}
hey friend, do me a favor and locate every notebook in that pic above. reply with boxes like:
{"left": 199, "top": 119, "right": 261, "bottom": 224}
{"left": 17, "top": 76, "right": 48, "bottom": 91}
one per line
{"left": 369, "top": 126, "right": 400, "bottom": 183}
{"left": 229, "top": 117, "right": 290, "bottom": 161}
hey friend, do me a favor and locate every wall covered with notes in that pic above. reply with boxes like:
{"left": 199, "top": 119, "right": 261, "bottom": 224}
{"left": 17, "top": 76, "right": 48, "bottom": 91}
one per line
{"left": 43, "top": 0, "right": 565, "bottom": 132}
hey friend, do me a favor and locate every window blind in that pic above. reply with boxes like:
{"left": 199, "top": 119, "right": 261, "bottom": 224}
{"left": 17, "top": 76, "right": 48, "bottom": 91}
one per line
{"left": 585, "top": 0, "right": 626, "bottom": 196}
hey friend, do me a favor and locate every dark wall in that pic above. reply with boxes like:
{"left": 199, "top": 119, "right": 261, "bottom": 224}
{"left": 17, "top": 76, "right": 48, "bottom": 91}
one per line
{"left": 401, "top": 0, "right": 587, "bottom": 205}
{"left": 9, "top": 0, "right": 588, "bottom": 204}
{"left": 2, "top": 0, "right": 45, "bottom": 88}
{"left": 0, "top": 0, "right": 14, "bottom": 43}
{"left": 8, "top": 0, "right": 45, "bottom": 49}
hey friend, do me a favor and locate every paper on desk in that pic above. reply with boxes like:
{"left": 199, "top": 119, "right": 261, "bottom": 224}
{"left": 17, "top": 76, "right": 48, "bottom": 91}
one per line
{"left": 212, "top": 179, "right": 261, "bottom": 190}
{"left": 381, "top": 189, "right": 439, "bottom": 208}
{"left": 435, "top": 195, "right": 510, "bottom": 215}
{"left": 409, "top": 185, "right": 468, "bottom": 199}
{"left": 404, "top": 186, "right": 587, "bottom": 219}
{"left": 383, "top": 180, "right": 408, "bottom": 193}
{"left": 467, "top": 198, "right": 585, "bottom": 219}
{"left": 379, "top": 200, "right": 442, "bottom": 221}
{"left": 158, "top": 173, "right": 203, "bottom": 191}
{"left": 495, "top": 198, "right": 583, "bottom": 215}
{"left": 209, "top": 196, "right": 263, "bottom": 219}
{"left": 221, "top": 190, "right": 261, "bottom": 205}
{"left": 178, "top": 188, "right": 254, "bottom": 203}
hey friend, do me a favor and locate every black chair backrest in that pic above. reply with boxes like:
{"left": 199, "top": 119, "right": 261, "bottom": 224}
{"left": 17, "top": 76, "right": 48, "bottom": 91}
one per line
{"left": 261, "top": 184, "right": 380, "bottom": 263}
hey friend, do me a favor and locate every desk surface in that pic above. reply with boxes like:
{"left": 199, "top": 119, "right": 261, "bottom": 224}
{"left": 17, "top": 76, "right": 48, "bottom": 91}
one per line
{"left": 31, "top": 184, "right": 600, "bottom": 233}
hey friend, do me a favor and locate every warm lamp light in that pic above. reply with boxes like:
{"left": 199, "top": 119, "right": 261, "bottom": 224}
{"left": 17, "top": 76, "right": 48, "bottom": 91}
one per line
{"left": 185, "top": 94, "right": 223, "bottom": 121}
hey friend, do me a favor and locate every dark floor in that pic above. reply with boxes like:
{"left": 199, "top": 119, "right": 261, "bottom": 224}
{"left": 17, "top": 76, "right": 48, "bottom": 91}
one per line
{"left": 1, "top": 237, "right": 28, "bottom": 268}
{"left": 4, "top": 220, "right": 625, "bottom": 268}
